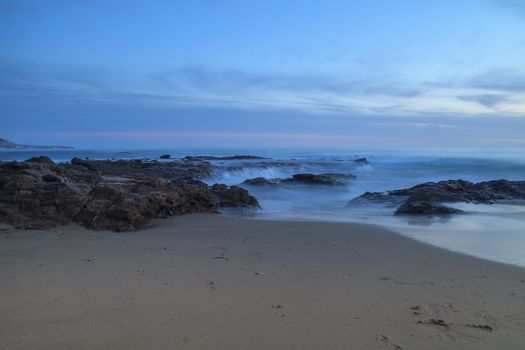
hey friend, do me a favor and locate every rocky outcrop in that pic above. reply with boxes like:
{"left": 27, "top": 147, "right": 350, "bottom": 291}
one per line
{"left": 159, "top": 154, "right": 171, "bottom": 159}
{"left": 184, "top": 155, "right": 267, "bottom": 161}
{"left": 242, "top": 173, "right": 354, "bottom": 187}
{"left": 350, "top": 179, "right": 525, "bottom": 216}
{"left": 71, "top": 157, "right": 214, "bottom": 180}
{"left": 76, "top": 178, "right": 217, "bottom": 231}
{"left": 0, "top": 158, "right": 259, "bottom": 231}
{"left": 282, "top": 174, "right": 345, "bottom": 186}
{"left": 0, "top": 160, "right": 99, "bottom": 229}
{"left": 210, "top": 184, "right": 260, "bottom": 208}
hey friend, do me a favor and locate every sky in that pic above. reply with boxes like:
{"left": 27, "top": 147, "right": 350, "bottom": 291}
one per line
{"left": 1, "top": 0, "right": 525, "bottom": 149}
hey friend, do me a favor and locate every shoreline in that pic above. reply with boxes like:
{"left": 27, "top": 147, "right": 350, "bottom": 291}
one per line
{"left": 1, "top": 214, "right": 525, "bottom": 349}
{"left": 236, "top": 209, "right": 525, "bottom": 267}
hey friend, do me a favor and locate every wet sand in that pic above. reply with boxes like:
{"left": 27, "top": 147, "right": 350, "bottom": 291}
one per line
{"left": 1, "top": 214, "right": 524, "bottom": 349}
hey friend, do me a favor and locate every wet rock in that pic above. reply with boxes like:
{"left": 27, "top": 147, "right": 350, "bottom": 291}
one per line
{"left": 353, "top": 158, "right": 369, "bottom": 165}
{"left": 321, "top": 173, "right": 357, "bottom": 180}
{"left": 394, "top": 201, "right": 464, "bottom": 216}
{"left": 210, "top": 184, "right": 260, "bottom": 208}
{"left": 184, "top": 155, "right": 267, "bottom": 161}
{"left": 282, "top": 173, "right": 345, "bottom": 186}
{"left": 70, "top": 158, "right": 213, "bottom": 180}
{"left": 242, "top": 177, "right": 278, "bottom": 186}
{"left": 77, "top": 179, "right": 217, "bottom": 231}
{"left": 159, "top": 154, "right": 171, "bottom": 159}
{"left": 0, "top": 158, "right": 259, "bottom": 231}
{"left": 0, "top": 160, "right": 97, "bottom": 228}
{"left": 351, "top": 179, "right": 525, "bottom": 216}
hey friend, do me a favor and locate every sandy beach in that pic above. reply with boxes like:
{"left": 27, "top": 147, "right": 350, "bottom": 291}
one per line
{"left": 1, "top": 214, "right": 524, "bottom": 349}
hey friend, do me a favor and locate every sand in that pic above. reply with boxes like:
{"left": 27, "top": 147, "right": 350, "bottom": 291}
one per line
{"left": 1, "top": 214, "right": 524, "bottom": 349}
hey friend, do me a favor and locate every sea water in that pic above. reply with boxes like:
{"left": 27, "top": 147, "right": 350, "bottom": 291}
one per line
{"left": 2, "top": 148, "right": 525, "bottom": 266}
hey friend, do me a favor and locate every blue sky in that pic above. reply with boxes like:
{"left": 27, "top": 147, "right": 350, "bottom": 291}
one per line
{"left": 1, "top": 0, "right": 525, "bottom": 148}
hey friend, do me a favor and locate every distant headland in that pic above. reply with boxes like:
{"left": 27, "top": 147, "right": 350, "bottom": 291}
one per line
{"left": 0, "top": 138, "right": 73, "bottom": 150}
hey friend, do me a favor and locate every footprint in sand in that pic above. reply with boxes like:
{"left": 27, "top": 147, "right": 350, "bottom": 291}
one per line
{"left": 380, "top": 276, "right": 434, "bottom": 287}
{"left": 374, "top": 334, "right": 403, "bottom": 349}
{"left": 245, "top": 251, "right": 262, "bottom": 258}
{"left": 210, "top": 246, "right": 228, "bottom": 252}
{"left": 205, "top": 281, "right": 216, "bottom": 290}
{"left": 212, "top": 254, "right": 230, "bottom": 261}
{"left": 374, "top": 334, "right": 389, "bottom": 342}
{"left": 271, "top": 304, "right": 287, "bottom": 317}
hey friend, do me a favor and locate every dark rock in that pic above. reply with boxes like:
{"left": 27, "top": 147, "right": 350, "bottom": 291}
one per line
{"left": 350, "top": 179, "right": 525, "bottom": 217}
{"left": 0, "top": 160, "right": 97, "bottom": 228}
{"left": 242, "top": 177, "right": 278, "bottom": 186}
{"left": 0, "top": 158, "right": 259, "bottom": 231}
{"left": 210, "top": 184, "right": 260, "bottom": 208}
{"left": 159, "top": 154, "right": 171, "bottom": 159}
{"left": 321, "top": 173, "right": 357, "bottom": 180}
{"left": 473, "top": 179, "right": 525, "bottom": 201}
{"left": 184, "top": 155, "right": 267, "bottom": 161}
{"left": 71, "top": 157, "right": 97, "bottom": 171}
{"left": 282, "top": 173, "right": 345, "bottom": 186}
{"left": 70, "top": 158, "right": 213, "bottom": 180}
{"left": 25, "top": 156, "right": 55, "bottom": 165}
{"left": 394, "top": 201, "right": 464, "bottom": 216}
{"left": 223, "top": 161, "right": 299, "bottom": 173}
{"left": 353, "top": 158, "right": 369, "bottom": 164}
{"left": 76, "top": 179, "right": 217, "bottom": 231}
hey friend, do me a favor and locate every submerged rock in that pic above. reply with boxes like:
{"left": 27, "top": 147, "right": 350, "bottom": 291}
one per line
{"left": 394, "top": 201, "right": 464, "bottom": 216}
{"left": 282, "top": 173, "right": 345, "bottom": 186}
{"left": 321, "top": 173, "right": 357, "bottom": 180}
{"left": 242, "top": 177, "right": 279, "bottom": 186}
{"left": 184, "top": 155, "right": 267, "bottom": 161}
{"left": 353, "top": 158, "right": 369, "bottom": 165}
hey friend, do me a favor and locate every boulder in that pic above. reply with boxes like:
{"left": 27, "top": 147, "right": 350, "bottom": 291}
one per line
{"left": 159, "top": 154, "right": 171, "bottom": 159}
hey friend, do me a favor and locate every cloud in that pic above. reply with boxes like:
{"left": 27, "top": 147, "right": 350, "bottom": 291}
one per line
{"left": 2, "top": 58, "right": 524, "bottom": 118}
{"left": 153, "top": 65, "right": 423, "bottom": 98}
{"left": 367, "top": 121, "right": 457, "bottom": 128}
{"left": 457, "top": 94, "right": 508, "bottom": 107}
{"left": 493, "top": 0, "right": 525, "bottom": 19}
{"left": 469, "top": 69, "right": 525, "bottom": 92}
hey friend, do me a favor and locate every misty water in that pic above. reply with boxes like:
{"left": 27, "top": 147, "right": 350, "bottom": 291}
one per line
{"left": 2, "top": 148, "right": 525, "bottom": 267}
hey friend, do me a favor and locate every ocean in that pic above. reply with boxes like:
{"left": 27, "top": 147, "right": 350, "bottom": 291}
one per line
{"left": 2, "top": 147, "right": 525, "bottom": 266}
